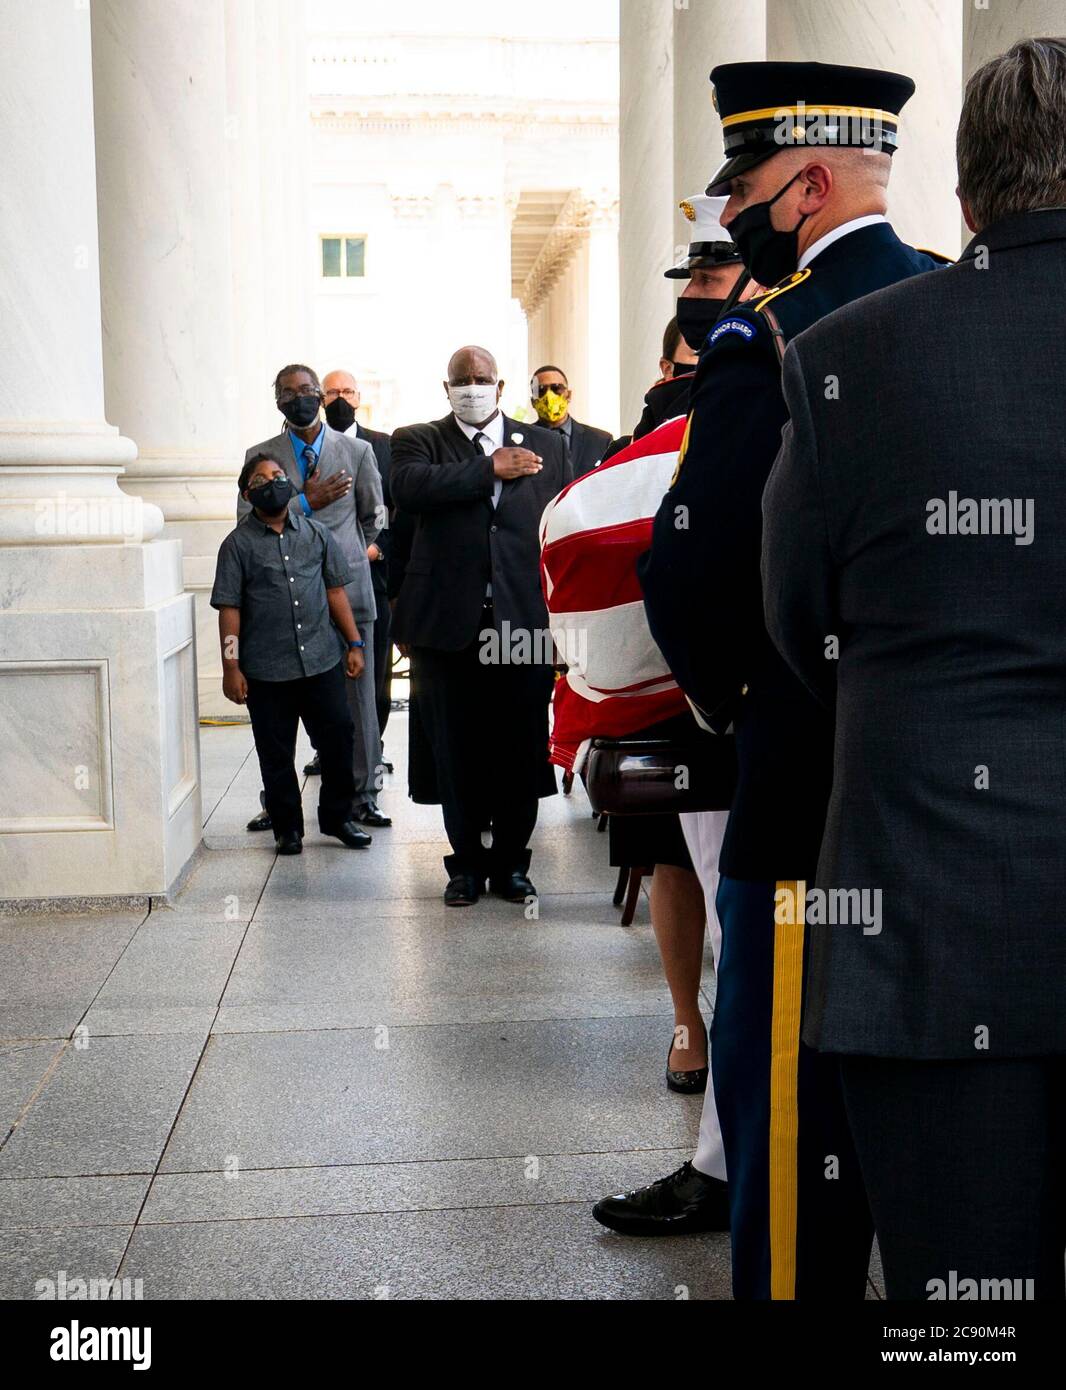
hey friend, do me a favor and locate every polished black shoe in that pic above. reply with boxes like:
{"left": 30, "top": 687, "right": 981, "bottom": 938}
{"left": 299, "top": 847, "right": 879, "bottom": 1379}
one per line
{"left": 247, "top": 810, "right": 273, "bottom": 832}
{"left": 275, "top": 831, "right": 302, "bottom": 856}
{"left": 353, "top": 799, "right": 392, "bottom": 827}
{"left": 490, "top": 871, "right": 536, "bottom": 903}
{"left": 444, "top": 873, "right": 482, "bottom": 907}
{"left": 666, "top": 1023, "right": 709, "bottom": 1094}
{"left": 593, "top": 1162, "right": 729, "bottom": 1236}
{"left": 303, "top": 753, "right": 321, "bottom": 775}
{"left": 322, "top": 821, "right": 372, "bottom": 848}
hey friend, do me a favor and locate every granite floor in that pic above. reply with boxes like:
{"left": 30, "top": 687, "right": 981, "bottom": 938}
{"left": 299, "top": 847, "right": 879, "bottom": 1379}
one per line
{"left": 1, "top": 714, "right": 883, "bottom": 1300}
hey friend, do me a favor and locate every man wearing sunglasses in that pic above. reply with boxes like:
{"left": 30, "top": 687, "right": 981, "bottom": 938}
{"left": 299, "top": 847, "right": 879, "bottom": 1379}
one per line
{"left": 529, "top": 366, "right": 611, "bottom": 479}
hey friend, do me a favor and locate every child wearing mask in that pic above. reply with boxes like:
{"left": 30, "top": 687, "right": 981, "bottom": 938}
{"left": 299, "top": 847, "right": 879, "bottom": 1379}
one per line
{"left": 210, "top": 454, "right": 372, "bottom": 855}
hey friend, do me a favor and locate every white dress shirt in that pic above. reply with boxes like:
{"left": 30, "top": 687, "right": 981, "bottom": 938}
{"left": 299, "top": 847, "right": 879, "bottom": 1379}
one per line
{"left": 455, "top": 409, "right": 505, "bottom": 597}
{"left": 798, "top": 213, "right": 888, "bottom": 271}
{"left": 455, "top": 408, "right": 505, "bottom": 507}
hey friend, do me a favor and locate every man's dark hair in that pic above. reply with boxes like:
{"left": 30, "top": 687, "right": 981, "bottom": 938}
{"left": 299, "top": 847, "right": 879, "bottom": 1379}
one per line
{"left": 273, "top": 363, "right": 322, "bottom": 394}
{"left": 239, "top": 452, "right": 276, "bottom": 494}
{"left": 531, "top": 364, "right": 568, "bottom": 385}
{"left": 662, "top": 316, "right": 683, "bottom": 361}
{"left": 958, "top": 37, "right": 1066, "bottom": 229}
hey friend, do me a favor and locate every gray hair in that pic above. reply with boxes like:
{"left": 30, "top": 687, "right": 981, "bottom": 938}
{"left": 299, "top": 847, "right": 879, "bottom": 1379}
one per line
{"left": 958, "top": 37, "right": 1066, "bottom": 230}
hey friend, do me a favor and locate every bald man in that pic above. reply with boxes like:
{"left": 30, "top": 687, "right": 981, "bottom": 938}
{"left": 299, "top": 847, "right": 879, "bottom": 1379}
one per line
{"left": 390, "top": 346, "right": 571, "bottom": 906}
{"left": 323, "top": 370, "right": 396, "bottom": 757}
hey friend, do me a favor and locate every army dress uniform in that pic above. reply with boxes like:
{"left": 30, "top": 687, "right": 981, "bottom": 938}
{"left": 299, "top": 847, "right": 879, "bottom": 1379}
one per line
{"left": 639, "top": 60, "right": 948, "bottom": 1300}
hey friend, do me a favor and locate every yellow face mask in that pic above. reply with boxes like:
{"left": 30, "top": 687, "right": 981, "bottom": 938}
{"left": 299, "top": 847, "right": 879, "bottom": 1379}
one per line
{"left": 533, "top": 388, "right": 569, "bottom": 425}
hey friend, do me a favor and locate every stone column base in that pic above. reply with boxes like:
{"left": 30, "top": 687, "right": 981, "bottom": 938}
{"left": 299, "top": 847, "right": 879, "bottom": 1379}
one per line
{"left": 0, "top": 540, "right": 202, "bottom": 901}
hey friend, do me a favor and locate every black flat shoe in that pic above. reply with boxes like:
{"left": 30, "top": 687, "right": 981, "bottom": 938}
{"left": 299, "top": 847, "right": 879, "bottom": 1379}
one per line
{"left": 444, "top": 873, "right": 482, "bottom": 907}
{"left": 275, "top": 831, "right": 302, "bottom": 856}
{"left": 593, "top": 1162, "right": 729, "bottom": 1236}
{"left": 303, "top": 754, "right": 321, "bottom": 775}
{"left": 354, "top": 799, "right": 392, "bottom": 827}
{"left": 322, "top": 821, "right": 372, "bottom": 848}
{"left": 247, "top": 810, "right": 273, "bottom": 832}
{"left": 666, "top": 1023, "right": 709, "bottom": 1094}
{"left": 490, "top": 871, "right": 536, "bottom": 903}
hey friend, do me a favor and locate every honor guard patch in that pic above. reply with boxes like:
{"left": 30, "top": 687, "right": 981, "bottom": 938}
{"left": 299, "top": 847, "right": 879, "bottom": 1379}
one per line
{"left": 709, "top": 317, "right": 756, "bottom": 345}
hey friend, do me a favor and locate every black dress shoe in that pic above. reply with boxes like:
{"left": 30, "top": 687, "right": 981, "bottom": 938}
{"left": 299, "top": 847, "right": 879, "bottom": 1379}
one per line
{"left": 353, "top": 799, "right": 392, "bottom": 827}
{"left": 247, "top": 810, "right": 273, "bottom": 832}
{"left": 303, "top": 753, "right": 321, "bottom": 775}
{"left": 593, "top": 1162, "right": 730, "bottom": 1236}
{"left": 322, "top": 821, "right": 372, "bottom": 848}
{"left": 666, "top": 1023, "right": 709, "bottom": 1094}
{"left": 490, "top": 871, "right": 536, "bottom": 903}
{"left": 444, "top": 873, "right": 482, "bottom": 907}
{"left": 275, "top": 831, "right": 302, "bottom": 855}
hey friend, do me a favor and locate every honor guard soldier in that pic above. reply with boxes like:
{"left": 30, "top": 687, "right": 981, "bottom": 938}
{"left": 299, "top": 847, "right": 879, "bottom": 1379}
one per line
{"left": 606, "top": 61, "right": 949, "bottom": 1299}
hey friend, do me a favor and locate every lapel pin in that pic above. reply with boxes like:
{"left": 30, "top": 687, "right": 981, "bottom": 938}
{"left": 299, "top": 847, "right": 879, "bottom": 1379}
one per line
{"left": 510, "top": 433, "right": 523, "bottom": 445}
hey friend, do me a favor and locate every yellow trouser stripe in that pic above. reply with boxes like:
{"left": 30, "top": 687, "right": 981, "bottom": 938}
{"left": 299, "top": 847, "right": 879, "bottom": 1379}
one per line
{"left": 769, "top": 878, "right": 805, "bottom": 1300}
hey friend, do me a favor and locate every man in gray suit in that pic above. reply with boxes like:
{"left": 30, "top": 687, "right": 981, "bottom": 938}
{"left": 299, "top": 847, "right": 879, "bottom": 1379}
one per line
{"left": 763, "top": 37, "right": 1066, "bottom": 1299}
{"left": 241, "top": 364, "right": 388, "bottom": 831}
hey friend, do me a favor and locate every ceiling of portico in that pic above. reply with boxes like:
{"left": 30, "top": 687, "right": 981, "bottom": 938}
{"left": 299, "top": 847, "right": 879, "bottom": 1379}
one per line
{"left": 510, "top": 190, "right": 572, "bottom": 298}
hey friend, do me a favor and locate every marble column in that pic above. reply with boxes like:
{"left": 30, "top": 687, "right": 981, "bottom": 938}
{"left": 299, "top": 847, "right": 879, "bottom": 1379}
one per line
{"left": 766, "top": 0, "right": 964, "bottom": 258}
{"left": 585, "top": 200, "right": 621, "bottom": 437}
{"left": 92, "top": 0, "right": 239, "bottom": 717}
{"left": 964, "top": 1, "right": 1065, "bottom": 78}
{"left": 619, "top": 0, "right": 676, "bottom": 434}
{"left": 225, "top": 0, "right": 272, "bottom": 450}
{"left": 673, "top": 0, "right": 767, "bottom": 209}
{"left": 280, "top": 0, "right": 315, "bottom": 363}
{"left": 0, "top": 0, "right": 201, "bottom": 902}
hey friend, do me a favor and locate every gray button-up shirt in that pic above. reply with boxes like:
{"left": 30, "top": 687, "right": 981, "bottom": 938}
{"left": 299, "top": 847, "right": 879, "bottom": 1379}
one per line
{"left": 210, "top": 510, "right": 353, "bottom": 682}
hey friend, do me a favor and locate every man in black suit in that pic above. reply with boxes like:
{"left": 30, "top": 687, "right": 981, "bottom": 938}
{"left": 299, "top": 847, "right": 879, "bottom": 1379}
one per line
{"left": 763, "top": 37, "right": 1066, "bottom": 1301}
{"left": 323, "top": 369, "right": 395, "bottom": 761}
{"left": 391, "top": 345, "right": 570, "bottom": 906}
{"left": 529, "top": 365, "right": 611, "bottom": 478}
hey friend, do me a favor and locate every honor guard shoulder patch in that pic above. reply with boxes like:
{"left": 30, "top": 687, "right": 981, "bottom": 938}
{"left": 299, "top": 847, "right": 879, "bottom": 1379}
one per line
{"left": 709, "top": 317, "right": 757, "bottom": 345}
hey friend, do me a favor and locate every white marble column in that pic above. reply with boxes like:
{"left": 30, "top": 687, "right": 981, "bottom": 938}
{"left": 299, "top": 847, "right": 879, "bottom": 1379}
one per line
{"left": 280, "top": 0, "right": 315, "bottom": 362}
{"left": 766, "top": 0, "right": 964, "bottom": 257}
{"left": 673, "top": 0, "right": 767, "bottom": 209}
{"left": 225, "top": 0, "right": 271, "bottom": 450}
{"left": 92, "top": 0, "right": 239, "bottom": 716}
{"left": 0, "top": 0, "right": 201, "bottom": 903}
{"left": 585, "top": 201, "right": 621, "bottom": 437}
{"left": 964, "top": 0, "right": 1065, "bottom": 77}
{"left": 619, "top": 0, "right": 676, "bottom": 434}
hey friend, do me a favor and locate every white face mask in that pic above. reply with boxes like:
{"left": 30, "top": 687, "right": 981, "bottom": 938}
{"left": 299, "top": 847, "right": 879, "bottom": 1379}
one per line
{"left": 447, "top": 382, "right": 499, "bottom": 425}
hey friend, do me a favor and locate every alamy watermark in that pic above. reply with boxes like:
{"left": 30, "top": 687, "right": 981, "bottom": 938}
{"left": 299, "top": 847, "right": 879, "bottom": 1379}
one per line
{"left": 927, "top": 1270, "right": 1034, "bottom": 1301}
{"left": 36, "top": 1269, "right": 144, "bottom": 1300}
{"left": 926, "top": 491, "right": 1034, "bottom": 546}
{"left": 775, "top": 882, "right": 883, "bottom": 936}
{"left": 35, "top": 492, "right": 148, "bottom": 544}
{"left": 479, "top": 621, "right": 586, "bottom": 669}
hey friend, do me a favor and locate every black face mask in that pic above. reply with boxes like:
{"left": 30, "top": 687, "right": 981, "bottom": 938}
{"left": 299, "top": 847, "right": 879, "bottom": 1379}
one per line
{"left": 670, "top": 359, "right": 698, "bottom": 378}
{"left": 728, "top": 171, "right": 808, "bottom": 287}
{"left": 247, "top": 476, "right": 295, "bottom": 516}
{"left": 278, "top": 393, "right": 321, "bottom": 428}
{"left": 675, "top": 296, "right": 728, "bottom": 352}
{"left": 324, "top": 397, "right": 356, "bottom": 432}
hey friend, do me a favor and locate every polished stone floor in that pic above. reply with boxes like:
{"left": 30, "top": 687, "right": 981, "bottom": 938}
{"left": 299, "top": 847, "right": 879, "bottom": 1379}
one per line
{"left": 0, "top": 715, "right": 887, "bottom": 1300}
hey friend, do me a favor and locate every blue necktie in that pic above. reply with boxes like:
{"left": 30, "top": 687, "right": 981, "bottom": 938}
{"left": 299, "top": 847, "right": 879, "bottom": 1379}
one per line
{"left": 302, "top": 445, "right": 316, "bottom": 479}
